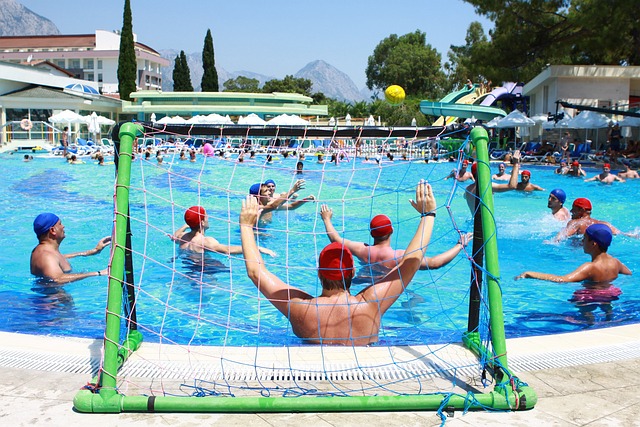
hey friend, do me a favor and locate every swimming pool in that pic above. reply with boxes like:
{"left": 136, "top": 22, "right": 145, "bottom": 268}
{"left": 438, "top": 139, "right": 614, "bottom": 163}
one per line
{"left": 3, "top": 152, "right": 638, "bottom": 346}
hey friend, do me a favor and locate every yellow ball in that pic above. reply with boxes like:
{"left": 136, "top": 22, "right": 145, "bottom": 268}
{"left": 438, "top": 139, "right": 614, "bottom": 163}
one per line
{"left": 385, "top": 85, "right": 405, "bottom": 105}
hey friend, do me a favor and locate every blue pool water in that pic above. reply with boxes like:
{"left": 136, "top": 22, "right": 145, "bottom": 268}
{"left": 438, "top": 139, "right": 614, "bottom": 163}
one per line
{"left": 2, "top": 151, "right": 638, "bottom": 346}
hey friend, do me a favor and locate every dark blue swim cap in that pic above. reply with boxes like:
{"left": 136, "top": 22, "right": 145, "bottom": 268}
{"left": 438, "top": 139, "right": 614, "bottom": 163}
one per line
{"left": 264, "top": 179, "right": 276, "bottom": 186}
{"left": 550, "top": 188, "right": 566, "bottom": 204}
{"left": 33, "top": 213, "right": 59, "bottom": 237}
{"left": 585, "top": 223, "right": 613, "bottom": 250}
{"left": 249, "top": 183, "right": 261, "bottom": 196}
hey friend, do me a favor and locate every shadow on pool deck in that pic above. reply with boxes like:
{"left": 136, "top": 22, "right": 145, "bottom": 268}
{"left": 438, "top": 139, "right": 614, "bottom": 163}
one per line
{"left": 1, "top": 325, "right": 639, "bottom": 426}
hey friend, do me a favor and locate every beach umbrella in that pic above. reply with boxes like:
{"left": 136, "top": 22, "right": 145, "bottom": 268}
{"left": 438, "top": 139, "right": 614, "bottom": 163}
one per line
{"left": 485, "top": 116, "right": 502, "bottom": 128}
{"left": 266, "top": 114, "right": 309, "bottom": 126}
{"left": 619, "top": 116, "right": 640, "bottom": 128}
{"left": 48, "top": 109, "right": 84, "bottom": 124}
{"left": 495, "top": 110, "right": 535, "bottom": 128}
{"left": 238, "top": 113, "right": 267, "bottom": 125}
{"left": 157, "top": 115, "right": 187, "bottom": 124}
{"left": 345, "top": 114, "right": 352, "bottom": 125}
{"left": 150, "top": 113, "right": 157, "bottom": 123}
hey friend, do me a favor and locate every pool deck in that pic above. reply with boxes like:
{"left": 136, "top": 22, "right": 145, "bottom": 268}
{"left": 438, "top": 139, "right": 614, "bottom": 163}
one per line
{"left": 1, "top": 324, "right": 639, "bottom": 426}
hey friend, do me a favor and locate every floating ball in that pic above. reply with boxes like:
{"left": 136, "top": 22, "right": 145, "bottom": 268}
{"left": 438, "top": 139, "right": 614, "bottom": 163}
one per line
{"left": 385, "top": 85, "right": 405, "bottom": 105}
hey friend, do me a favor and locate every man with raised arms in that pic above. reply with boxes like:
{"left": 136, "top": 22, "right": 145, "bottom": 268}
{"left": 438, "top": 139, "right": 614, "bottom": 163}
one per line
{"left": 320, "top": 206, "right": 471, "bottom": 278}
{"left": 464, "top": 150, "right": 521, "bottom": 213}
{"left": 239, "top": 181, "right": 437, "bottom": 345}
{"left": 30, "top": 213, "right": 111, "bottom": 284}
{"left": 172, "top": 206, "right": 275, "bottom": 256}
{"left": 516, "top": 169, "right": 545, "bottom": 192}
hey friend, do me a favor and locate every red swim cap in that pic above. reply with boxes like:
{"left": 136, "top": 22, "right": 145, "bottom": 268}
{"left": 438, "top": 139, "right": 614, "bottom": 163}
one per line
{"left": 521, "top": 170, "right": 531, "bottom": 177}
{"left": 572, "top": 161, "right": 579, "bottom": 166}
{"left": 572, "top": 198, "right": 592, "bottom": 211}
{"left": 471, "top": 162, "right": 478, "bottom": 176}
{"left": 369, "top": 214, "right": 393, "bottom": 237}
{"left": 462, "top": 160, "right": 469, "bottom": 166}
{"left": 318, "top": 242, "right": 354, "bottom": 281}
{"left": 603, "top": 163, "right": 611, "bottom": 169}
{"left": 185, "top": 206, "right": 206, "bottom": 229}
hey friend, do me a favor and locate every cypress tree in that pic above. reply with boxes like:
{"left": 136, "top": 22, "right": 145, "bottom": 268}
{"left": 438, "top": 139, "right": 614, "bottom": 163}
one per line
{"left": 172, "top": 55, "right": 183, "bottom": 91}
{"left": 201, "top": 29, "right": 219, "bottom": 92}
{"left": 180, "top": 51, "right": 194, "bottom": 92}
{"left": 117, "top": 0, "right": 137, "bottom": 101}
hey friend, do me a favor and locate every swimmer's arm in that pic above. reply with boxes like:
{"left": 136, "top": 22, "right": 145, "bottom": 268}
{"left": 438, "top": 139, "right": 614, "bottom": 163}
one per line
{"left": 280, "top": 195, "right": 315, "bottom": 210}
{"left": 34, "top": 255, "right": 107, "bottom": 284}
{"left": 170, "top": 225, "right": 189, "bottom": 242}
{"left": 619, "top": 260, "right": 632, "bottom": 275}
{"left": 65, "top": 236, "right": 111, "bottom": 259}
{"left": 584, "top": 176, "right": 598, "bottom": 182}
{"left": 614, "top": 175, "right": 626, "bottom": 182}
{"left": 516, "top": 263, "right": 592, "bottom": 283}
{"left": 320, "top": 204, "right": 368, "bottom": 260}
{"left": 532, "top": 184, "right": 545, "bottom": 191}
{"left": 423, "top": 233, "right": 471, "bottom": 269}
{"left": 554, "top": 221, "right": 578, "bottom": 242}
{"left": 240, "top": 196, "right": 310, "bottom": 316}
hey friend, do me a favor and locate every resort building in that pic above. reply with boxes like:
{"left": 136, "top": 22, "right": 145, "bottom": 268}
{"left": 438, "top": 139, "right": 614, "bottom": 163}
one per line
{"left": 0, "top": 30, "right": 169, "bottom": 95}
{"left": 525, "top": 65, "right": 640, "bottom": 117}
{"left": 122, "top": 90, "right": 329, "bottom": 122}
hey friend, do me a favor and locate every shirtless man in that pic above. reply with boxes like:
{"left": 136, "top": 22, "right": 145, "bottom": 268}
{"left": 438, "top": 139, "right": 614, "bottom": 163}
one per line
{"left": 565, "top": 161, "right": 587, "bottom": 177}
{"left": 584, "top": 163, "right": 625, "bottom": 184}
{"left": 171, "top": 206, "right": 274, "bottom": 256}
{"left": 464, "top": 151, "right": 520, "bottom": 213}
{"left": 491, "top": 162, "right": 511, "bottom": 181}
{"left": 262, "top": 179, "right": 315, "bottom": 211}
{"left": 248, "top": 179, "right": 306, "bottom": 223}
{"left": 553, "top": 198, "right": 626, "bottom": 242}
{"left": 547, "top": 188, "right": 570, "bottom": 221}
{"left": 30, "top": 213, "right": 111, "bottom": 284}
{"left": 447, "top": 159, "right": 474, "bottom": 182}
{"left": 320, "top": 206, "right": 472, "bottom": 276}
{"left": 617, "top": 164, "right": 640, "bottom": 179}
{"left": 239, "top": 181, "right": 437, "bottom": 345}
{"left": 516, "top": 170, "right": 545, "bottom": 192}
{"left": 518, "top": 224, "right": 631, "bottom": 282}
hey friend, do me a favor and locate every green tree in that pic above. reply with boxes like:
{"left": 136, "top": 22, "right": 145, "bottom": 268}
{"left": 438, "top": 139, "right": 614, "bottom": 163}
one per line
{"left": 173, "top": 51, "right": 193, "bottom": 92}
{"left": 201, "top": 29, "right": 219, "bottom": 92}
{"left": 366, "top": 30, "right": 447, "bottom": 99}
{"left": 262, "top": 75, "right": 313, "bottom": 96}
{"left": 445, "top": 22, "right": 489, "bottom": 90}
{"left": 117, "top": 0, "right": 137, "bottom": 101}
{"left": 223, "top": 76, "right": 260, "bottom": 92}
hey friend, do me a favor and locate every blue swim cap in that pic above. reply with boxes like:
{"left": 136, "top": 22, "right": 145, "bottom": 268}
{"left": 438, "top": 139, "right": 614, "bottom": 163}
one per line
{"left": 499, "top": 162, "right": 506, "bottom": 168}
{"left": 33, "top": 213, "right": 59, "bottom": 237}
{"left": 550, "top": 188, "right": 566, "bottom": 204}
{"left": 249, "top": 183, "right": 261, "bottom": 196}
{"left": 585, "top": 223, "right": 613, "bottom": 250}
{"left": 264, "top": 179, "right": 276, "bottom": 186}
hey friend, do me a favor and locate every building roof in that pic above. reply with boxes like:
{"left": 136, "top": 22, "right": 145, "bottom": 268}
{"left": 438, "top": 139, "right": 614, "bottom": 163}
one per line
{"left": 524, "top": 65, "right": 640, "bottom": 95}
{"left": 0, "top": 33, "right": 162, "bottom": 56}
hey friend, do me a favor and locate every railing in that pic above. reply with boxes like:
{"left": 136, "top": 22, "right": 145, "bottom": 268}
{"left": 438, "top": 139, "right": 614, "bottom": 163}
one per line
{"left": 0, "top": 121, "right": 60, "bottom": 147}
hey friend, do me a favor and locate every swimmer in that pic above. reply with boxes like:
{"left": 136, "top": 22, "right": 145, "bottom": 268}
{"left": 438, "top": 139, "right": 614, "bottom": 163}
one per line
{"left": 554, "top": 160, "right": 568, "bottom": 175}
{"left": 617, "top": 164, "right": 640, "bottom": 179}
{"left": 239, "top": 180, "right": 437, "bottom": 345}
{"left": 584, "top": 163, "right": 625, "bottom": 184}
{"left": 517, "top": 224, "right": 631, "bottom": 283}
{"left": 464, "top": 151, "right": 520, "bottom": 213}
{"left": 446, "top": 159, "right": 474, "bottom": 182}
{"left": 548, "top": 188, "right": 570, "bottom": 221}
{"left": 516, "top": 170, "right": 545, "bottom": 192}
{"left": 320, "top": 206, "right": 472, "bottom": 276}
{"left": 565, "top": 161, "right": 587, "bottom": 177}
{"left": 171, "top": 206, "right": 274, "bottom": 256}
{"left": 491, "top": 162, "right": 511, "bottom": 181}
{"left": 30, "top": 213, "right": 111, "bottom": 284}
{"left": 553, "top": 198, "right": 632, "bottom": 241}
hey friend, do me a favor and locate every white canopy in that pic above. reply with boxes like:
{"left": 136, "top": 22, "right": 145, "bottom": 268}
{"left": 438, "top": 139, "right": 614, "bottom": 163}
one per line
{"left": 495, "top": 110, "right": 536, "bottom": 128}
{"left": 619, "top": 116, "right": 640, "bottom": 127}
{"left": 238, "top": 113, "right": 267, "bottom": 125}
{"left": 566, "top": 110, "right": 610, "bottom": 129}
{"left": 266, "top": 114, "right": 309, "bottom": 126}
{"left": 82, "top": 112, "right": 115, "bottom": 126}
{"left": 484, "top": 116, "right": 502, "bottom": 128}
{"left": 157, "top": 115, "right": 187, "bottom": 124}
{"left": 48, "top": 109, "right": 85, "bottom": 124}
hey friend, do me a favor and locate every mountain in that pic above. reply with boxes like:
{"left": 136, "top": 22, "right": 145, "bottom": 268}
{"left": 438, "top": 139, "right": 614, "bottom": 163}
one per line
{"left": 160, "top": 52, "right": 366, "bottom": 102}
{"left": 0, "top": 0, "right": 60, "bottom": 36}
{"left": 295, "top": 60, "right": 366, "bottom": 102}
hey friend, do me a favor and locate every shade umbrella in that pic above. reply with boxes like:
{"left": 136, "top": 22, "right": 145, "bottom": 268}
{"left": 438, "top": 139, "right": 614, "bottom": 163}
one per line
{"left": 48, "top": 109, "right": 84, "bottom": 124}
{"left": 157, "top": 115, "right": 187, "bottom": 124}
{"left": 566, "top": 110, "right": 611, "bottom": 150}
{"left": 619, "top": 116, "right": 640, "bottom": 127}
{"left": 484, "top": 116, "right": 502, "bottom": 128}
{"left": 345, "top": 114, "right": 352, "bottom": 125}
{"left": 150, "top": 113, "right": 157, "bottom": 123}
{"left": 495, "top": 110, "right": 536, "bottom": 128}
{"left": 238, "top": 113, "right": 267, "bottom": 125}
{"left": 266, "top": 114, "right": 309, "bottom": 126}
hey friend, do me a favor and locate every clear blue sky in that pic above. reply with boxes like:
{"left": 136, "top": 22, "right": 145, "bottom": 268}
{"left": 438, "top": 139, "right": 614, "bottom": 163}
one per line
{"left": 19, "top": 0, "right": 492, "bottom": 89}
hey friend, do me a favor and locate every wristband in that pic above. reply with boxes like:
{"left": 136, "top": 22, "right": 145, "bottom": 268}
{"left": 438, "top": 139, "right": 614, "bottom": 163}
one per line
{"left": 97, "top": 271, "right": 102, "bottom": 276}
{"left": 421, "top": 212, "right": 436, "bottom": 218}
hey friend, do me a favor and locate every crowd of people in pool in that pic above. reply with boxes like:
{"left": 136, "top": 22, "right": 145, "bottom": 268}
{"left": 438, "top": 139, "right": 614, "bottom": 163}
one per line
{"left": 29, "top": 144, "right": 636, "bottom": 342}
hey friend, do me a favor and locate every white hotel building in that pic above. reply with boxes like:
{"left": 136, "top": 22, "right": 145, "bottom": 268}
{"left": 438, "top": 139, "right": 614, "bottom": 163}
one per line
{"left": 0, "top": 30, "right": 169, "bottom": 95}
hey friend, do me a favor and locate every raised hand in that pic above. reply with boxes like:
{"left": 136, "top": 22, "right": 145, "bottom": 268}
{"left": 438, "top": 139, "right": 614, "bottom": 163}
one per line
{"left": 409, "top": 180, "right": 436, "bottom": 215}
{"left": 320, "top": 204, "right": 333, "bottom": 221}
{"left": 240, "top": 195, "right": 262, "bottom": 226}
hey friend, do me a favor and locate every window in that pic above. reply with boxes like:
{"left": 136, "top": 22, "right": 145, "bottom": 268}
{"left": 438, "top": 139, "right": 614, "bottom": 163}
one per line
{"left": 70, "top": 59, "right": 81, "bottom": 68}
{"left": 86, "top": 73, "right": 94, "bottom": 81}
{"left": 98, "top": 73, "right": 103, "bottom": 83}
{"left": 98, "top": 60, "right": 103, "bottom": 69}
{"left": 84, "top": 59, "right": 94, "bottom": 69}
{"left": 55, "top": 59, "right": 65, "bottom": 68}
